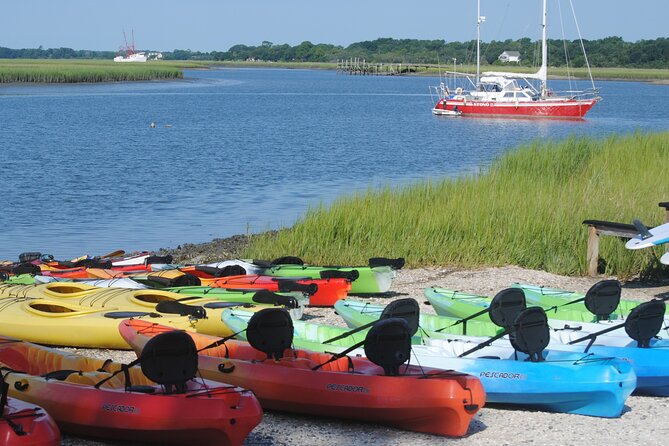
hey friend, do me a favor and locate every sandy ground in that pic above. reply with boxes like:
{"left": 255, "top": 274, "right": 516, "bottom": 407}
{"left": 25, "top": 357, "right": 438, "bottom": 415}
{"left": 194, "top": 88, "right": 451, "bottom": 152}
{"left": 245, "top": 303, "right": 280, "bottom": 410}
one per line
{"left": 60, "top": 265, "right": 669, "bottom": 446}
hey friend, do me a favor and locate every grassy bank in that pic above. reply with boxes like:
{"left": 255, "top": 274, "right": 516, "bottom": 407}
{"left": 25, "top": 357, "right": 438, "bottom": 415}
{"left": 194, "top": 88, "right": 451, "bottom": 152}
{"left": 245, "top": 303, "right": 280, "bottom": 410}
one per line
{"left": 0, "top": 59, "right": 208, "bottom": 83}
{"left": 242, "top": 132, "right": 669, "bottom": 279}
{"left": 2, "top": 59, "right": 667, "bottom": 82}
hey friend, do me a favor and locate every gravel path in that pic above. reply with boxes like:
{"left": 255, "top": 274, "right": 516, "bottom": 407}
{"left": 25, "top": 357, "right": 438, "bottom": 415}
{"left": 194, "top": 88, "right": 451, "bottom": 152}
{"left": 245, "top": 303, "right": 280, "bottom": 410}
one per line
{"left": 61, "top": 265, "right": 669, "bottom": 445}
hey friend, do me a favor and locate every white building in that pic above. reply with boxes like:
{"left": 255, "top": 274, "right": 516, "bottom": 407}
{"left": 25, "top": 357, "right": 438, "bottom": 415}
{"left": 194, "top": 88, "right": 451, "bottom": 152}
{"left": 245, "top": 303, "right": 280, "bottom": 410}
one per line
{"left": 498, "top": 51, "right": 521, "bottom": 63}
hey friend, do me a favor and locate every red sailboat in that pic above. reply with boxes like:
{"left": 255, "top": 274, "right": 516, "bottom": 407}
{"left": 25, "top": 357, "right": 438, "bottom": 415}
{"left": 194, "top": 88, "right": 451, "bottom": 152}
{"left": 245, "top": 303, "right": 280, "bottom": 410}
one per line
{"left": 432, "top": 0, "right": 600, "bottom": 119}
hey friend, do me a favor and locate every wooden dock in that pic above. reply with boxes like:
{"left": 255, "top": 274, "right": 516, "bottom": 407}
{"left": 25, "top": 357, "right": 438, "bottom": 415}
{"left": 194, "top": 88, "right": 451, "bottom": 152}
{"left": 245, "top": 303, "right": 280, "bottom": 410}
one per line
{"left": 336, "top": 58, "right": 430, "bottom": 76}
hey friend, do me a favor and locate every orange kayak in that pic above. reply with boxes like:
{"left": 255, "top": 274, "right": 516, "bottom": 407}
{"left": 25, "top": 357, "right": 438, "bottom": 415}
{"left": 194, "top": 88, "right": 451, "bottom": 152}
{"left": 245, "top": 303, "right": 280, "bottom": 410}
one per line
{"left": 120, "top": 315, "right": 485, "bottom": 437}
{"left": 1, "top": 394, "right": 60, "bottom": 446}
{"left": 0, "top": 334, "right": 262, "bottom": 445}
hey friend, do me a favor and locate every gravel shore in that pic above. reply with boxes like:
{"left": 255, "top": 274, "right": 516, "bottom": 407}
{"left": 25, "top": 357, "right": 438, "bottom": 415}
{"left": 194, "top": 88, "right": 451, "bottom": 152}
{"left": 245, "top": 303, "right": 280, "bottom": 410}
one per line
{"left": 59, "top": 264, "right": 669, "bottom": 446}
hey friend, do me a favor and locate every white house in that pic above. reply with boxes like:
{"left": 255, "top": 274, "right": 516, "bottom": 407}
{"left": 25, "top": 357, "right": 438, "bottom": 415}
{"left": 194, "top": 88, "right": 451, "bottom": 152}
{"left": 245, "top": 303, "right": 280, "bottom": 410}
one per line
{"left": 498, "top": 51, "right": 521, "bottom": 63}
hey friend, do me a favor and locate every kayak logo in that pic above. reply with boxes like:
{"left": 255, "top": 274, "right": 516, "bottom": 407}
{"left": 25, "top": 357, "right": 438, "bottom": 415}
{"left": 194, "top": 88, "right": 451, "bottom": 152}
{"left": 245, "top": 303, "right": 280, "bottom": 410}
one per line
{"left": 479, "top": 371, "right": 527, "bottom": 380}
{"left": 102, "top": 403, "right": 141, "bottom": 414}
{"left": 326, "top": 383, "right": 370, "bottom": 393}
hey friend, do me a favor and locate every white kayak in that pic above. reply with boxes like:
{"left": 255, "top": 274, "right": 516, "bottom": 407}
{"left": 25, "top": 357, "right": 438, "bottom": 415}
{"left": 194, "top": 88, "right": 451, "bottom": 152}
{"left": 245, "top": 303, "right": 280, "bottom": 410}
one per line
{"left": 34, "top": 276, "right": 149, "bottom": 289}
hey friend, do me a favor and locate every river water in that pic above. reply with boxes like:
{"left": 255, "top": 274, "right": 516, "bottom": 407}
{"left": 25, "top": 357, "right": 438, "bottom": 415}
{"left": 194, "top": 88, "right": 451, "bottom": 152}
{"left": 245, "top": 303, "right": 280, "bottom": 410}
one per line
{"left": 1, "top": 68, "right": 667, "bottom": 259}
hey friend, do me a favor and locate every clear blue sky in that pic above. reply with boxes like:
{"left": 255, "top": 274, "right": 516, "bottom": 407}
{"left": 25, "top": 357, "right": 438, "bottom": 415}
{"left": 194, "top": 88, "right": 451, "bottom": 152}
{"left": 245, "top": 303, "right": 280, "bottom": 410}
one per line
{"left": 1, "top": 0, "right": 666, "bottom": 52}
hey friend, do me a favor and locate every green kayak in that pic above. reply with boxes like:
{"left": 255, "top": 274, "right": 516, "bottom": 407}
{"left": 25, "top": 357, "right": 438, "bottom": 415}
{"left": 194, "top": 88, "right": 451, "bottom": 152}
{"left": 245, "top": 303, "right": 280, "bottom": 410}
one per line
{"left": 333, "top": 299, "right": 503, "bottom": 337}
{"left": 424, "top": 285, "right": 627, "bottom": 323}
{"left": 164, "top": 287, "right": 308, "bottom": 319}
{"left": 1, "top": 274, "right": 36, "bottom": 285}
{"left": 513, "top": 282, "right": 669, "bottom": 320}
{"left": 424, "top": 283, "right": 663, "bottom": 326}
{"left": 259, "top": 257, "right": 404, "bottom": 294}
{"left": 222, "top": 307, "right": 370, "bottom": 351}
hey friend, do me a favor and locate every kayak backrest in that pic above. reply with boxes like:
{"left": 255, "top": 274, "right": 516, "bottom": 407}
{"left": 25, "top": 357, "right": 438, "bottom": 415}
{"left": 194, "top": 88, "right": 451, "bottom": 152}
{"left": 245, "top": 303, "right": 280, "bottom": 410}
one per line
{"left": 368, "top": 257, "right": 405, "bottom": 270}
{"left": 320, "top": 269, "right": 360, "bottom": 281}
{"left": 364, "top": 318, "right": 411, "bottom": 376}
{"left": 215, "top": 265, "right": 247, "bottom": 277}
{"left": 509, "top": 307, "right": 550, "bottom": 362}
{"left": 148, "top": 273, "right": 201, "bottom": 287}
{"left": 0, "top": 373, "right": 9, "bottom": 414}
{"left": 380, "top": 298, "right": 419, "bottom": 336}
{"left": 251, "top": 259, "right": 273, "bottom": 268}
{"left": 246, "top": 308, "right": 294, "bottom": 360}
{"left": 11, "top": 262, "right": 40, "bottom": 276}
{"left": 140, "top": 331, "right": 198, "bottom": 394}
{"left": 155, "top": 300, "right": 207, "bottom": 319}
{"left": 144, "top": 255, "right": 173, "bottom": 265}
{"left": 277, "top": 280, "right": 318, "bottom": 295}
{"left": 488, "top": 288, "right": 527, "bottom": 329}
{"left": 80, "top": 259, "right": 112, "bottom": 269}
{"left": 252, "top": 290, "right": 299, "bottom": 309}
{"left": 584, "top": 280, "right": 621, "bottom": 320}
{"left": 624, "top": 299, "right": 666, "bottom": 348}
{"left": 271, "top": 256, "right": 304, "bottom": 265}
{"left": 18, "top": 252, "right": 41, "bottom": 263}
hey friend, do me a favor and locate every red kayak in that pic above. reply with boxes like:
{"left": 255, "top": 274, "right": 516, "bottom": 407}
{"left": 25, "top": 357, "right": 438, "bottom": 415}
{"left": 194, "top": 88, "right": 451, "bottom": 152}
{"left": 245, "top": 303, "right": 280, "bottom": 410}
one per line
{"left": 0, "top": 333, "right": 262, "bottom": 445}
{"left": 120, "top": 312, "right": 485, "bottom": 437}
{"left": 1, "top": 392, "right": 60, "bottom": 446}
{"left": 195, "top": 273, "right": 351, "bottom": 307}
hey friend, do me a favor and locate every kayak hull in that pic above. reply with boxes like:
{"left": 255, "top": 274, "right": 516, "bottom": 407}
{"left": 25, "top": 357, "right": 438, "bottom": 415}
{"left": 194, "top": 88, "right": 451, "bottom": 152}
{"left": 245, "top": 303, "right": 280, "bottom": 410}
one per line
{"left": 0, "top": 336, "right": 262, "bottom": 446}
{"left": 120, "top": 319, "right": 485, "bottom": 437}
{"left": 1, "top": 397, "right": 61, "bottom": 446}
{"left": 262, "top": 264, "right": 397, "bottom": 294}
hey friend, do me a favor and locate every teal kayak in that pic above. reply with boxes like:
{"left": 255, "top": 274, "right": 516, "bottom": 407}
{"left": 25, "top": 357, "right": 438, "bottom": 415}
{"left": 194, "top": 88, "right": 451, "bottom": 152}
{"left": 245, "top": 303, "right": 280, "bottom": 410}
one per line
{"left": 223, "top": 305, "right": 636, "bottom": 417}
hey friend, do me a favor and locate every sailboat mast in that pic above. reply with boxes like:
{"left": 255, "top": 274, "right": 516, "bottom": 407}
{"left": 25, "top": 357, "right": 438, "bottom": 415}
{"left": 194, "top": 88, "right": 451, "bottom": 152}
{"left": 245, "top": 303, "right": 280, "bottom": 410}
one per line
{"left": 539, "top": 0, "right": 548, "bottom": 93}
{"left": 476, "top": 0, "right": 481, "bottom": 85}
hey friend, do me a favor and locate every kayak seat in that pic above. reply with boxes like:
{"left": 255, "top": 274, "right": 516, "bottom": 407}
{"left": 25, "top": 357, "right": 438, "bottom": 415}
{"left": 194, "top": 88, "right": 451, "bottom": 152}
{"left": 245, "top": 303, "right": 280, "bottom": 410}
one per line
{"left": 294, "top": 350, "right": 352, "bottom": 373}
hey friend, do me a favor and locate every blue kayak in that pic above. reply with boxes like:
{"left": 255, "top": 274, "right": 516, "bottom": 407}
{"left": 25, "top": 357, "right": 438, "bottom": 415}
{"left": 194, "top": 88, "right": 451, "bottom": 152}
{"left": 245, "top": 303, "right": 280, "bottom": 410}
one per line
{"left": 422, "top": 287, "right": 669, "bottom": 397}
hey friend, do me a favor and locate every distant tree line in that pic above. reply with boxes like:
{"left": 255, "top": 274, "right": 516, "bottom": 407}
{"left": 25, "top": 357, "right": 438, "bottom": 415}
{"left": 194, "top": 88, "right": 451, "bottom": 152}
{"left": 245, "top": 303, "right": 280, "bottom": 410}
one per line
{"left": 0, "top": 46, "right": 116, "bottom": 59}
{"left": 1, "top": 37, "right": 667, "bottom": 68}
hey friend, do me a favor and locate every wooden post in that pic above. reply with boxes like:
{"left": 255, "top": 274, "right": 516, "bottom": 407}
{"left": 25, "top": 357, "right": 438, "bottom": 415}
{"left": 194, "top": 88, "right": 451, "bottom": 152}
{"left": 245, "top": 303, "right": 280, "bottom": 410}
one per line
{"left": 586, "top": 225, "right": 599, "bottom": 276}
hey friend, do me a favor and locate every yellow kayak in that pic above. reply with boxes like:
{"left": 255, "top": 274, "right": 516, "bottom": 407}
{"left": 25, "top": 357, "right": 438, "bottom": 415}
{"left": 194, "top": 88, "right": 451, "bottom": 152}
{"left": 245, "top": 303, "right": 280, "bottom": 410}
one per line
{"left": 0, "top": 296, "right": 228, "bottom": 348}
{"left": 0, "top": 283, "right": 300, "bottom": 348}
{"left": 0, "top": 282, "right": 215, "bottom": 310}
{"left": 0, "top": 281, "right": 304, "bottom": 319}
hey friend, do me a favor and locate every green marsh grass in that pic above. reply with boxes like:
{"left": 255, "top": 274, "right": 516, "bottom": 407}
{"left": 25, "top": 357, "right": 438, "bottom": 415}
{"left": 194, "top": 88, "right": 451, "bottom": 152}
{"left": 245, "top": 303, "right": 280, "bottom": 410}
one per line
{"left": 0, "top": 59, "right": 200, "bottom": 83}
{"left": 243, "top": 132, "right": 669, "bottom": 278}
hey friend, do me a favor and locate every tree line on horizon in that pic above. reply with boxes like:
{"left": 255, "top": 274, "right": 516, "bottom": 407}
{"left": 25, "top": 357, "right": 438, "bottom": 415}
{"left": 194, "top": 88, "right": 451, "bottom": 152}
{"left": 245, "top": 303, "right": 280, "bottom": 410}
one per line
{"left": 1, "top": 37, "right": 667, "bottom": 68}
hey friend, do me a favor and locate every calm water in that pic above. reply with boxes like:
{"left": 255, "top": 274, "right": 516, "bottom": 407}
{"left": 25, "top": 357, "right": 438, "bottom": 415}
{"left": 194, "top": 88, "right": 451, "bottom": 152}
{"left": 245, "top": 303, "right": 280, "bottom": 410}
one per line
{"left": 1, "top": 68, "right": 667, "bottom": 259}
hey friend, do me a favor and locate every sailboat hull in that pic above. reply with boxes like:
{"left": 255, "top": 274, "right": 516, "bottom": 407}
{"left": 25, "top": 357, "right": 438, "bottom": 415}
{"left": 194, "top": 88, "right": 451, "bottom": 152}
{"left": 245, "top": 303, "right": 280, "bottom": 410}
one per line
{"left": 435, "top": 98, "right": 598, "bottom": 118}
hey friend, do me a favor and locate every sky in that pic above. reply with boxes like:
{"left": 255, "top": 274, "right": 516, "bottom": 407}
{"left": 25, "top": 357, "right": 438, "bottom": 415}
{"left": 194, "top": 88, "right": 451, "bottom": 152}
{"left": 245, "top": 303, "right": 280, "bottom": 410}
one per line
{"left": 1, "top": 0, "right": 667, "bottom": 53}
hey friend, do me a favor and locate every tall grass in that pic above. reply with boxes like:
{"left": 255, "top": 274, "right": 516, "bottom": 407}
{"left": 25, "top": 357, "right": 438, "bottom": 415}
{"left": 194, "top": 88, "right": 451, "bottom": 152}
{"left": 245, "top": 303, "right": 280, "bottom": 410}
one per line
{"left": 0, "top": 59, "right": 192, "bottom": 83}
{"left": 242, "top": 132, "right": 669, "bottom": 278}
